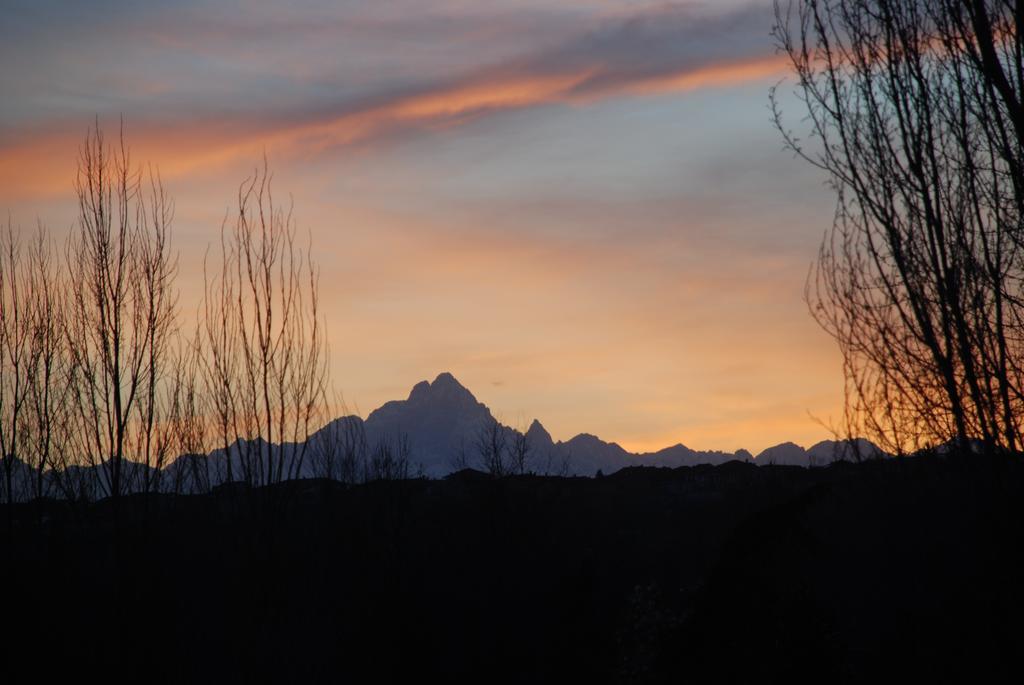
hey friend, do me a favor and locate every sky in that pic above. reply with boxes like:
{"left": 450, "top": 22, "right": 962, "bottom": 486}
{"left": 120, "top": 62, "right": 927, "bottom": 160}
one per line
{"left": 0, "top": 0, "right": 844, "bottom": 454}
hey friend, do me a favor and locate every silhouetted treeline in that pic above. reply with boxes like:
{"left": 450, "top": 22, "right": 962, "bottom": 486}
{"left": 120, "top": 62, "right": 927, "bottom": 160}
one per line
{"left": 3, "top": 453, "right": 1023, "bottom": 683}
{"left": 0, "top": 123, "right": 330, "bottom": 507}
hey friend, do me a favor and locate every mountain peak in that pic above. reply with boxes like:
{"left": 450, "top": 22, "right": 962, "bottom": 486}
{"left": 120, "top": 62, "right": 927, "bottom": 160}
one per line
{"left": 755, "top": 441, "right": 808, "bottom": 465}
{"left": 432, "top": 371, "right": 463, "bottom": 389}
{"left": 337, "top": 375, "right": 886, "bottom": 478}
{"left": 408, "top": 380, "right": 432, "bottom": 400}
{"left": 526, "top": 419, "right": 553, "bottom": 447}
{"left": 404, "top": 372, "right": 478, "bottom": 410}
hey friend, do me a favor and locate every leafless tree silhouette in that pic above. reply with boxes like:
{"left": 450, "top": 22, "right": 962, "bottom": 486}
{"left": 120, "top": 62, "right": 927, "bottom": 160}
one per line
{"left": 475, "top": 417, "right": 509, "bottom": 477}
{"left": 164, "top": 338, "right": 211, "bottom": 495}
{"left": 311, "top": 405, "right": 369, "bottom": 484}
{"left": 366, "top": 433, "right": 413, "bottom": 482}
{"left": 541, "top": 446, "right": 573, "bottom": 478}
{"left": 24, "top": 227, "right": 71, "bottom": 501}
{"left": 0, "top": 124, "right": 338, "bottom": 503}
{"left": 773, "top": 0, "right": 1024, "bottom": 454}
{"left": 0, "top": 223, "right": 34, "bottom": 504}
{"left": 200, "top": 161, "right": 329, "bottom": 487}
{"left": 62, "top": 122, "right": 179, "bottom": 502}
{"left": 509, "top": 421, "right": 532, "bottom": 475}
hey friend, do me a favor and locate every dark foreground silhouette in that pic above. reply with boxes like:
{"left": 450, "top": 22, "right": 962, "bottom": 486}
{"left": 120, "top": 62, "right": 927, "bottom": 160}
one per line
{"left": 3, "top": 453, "right": 1023, "bottom": 683}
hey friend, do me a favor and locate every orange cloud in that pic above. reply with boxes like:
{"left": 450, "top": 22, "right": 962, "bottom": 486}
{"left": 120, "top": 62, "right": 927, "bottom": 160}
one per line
{"left": 0, "top": 53, "right": 788, "bottom": 202}
{"left": 617, "top": 55, "right": 791, "bottom": 98}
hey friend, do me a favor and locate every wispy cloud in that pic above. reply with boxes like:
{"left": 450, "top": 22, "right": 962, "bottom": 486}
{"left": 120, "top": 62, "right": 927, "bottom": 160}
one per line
{"left": 0, "top": 2, "right": 782, "bottom": 197}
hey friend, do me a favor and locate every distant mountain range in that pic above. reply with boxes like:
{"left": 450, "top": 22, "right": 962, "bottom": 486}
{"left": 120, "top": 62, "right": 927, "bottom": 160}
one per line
{"left": 305, "top": 372, "right": 884, "bottom": 477}
{"left": 0, "top": 372, "right": 887, "bottom": 500}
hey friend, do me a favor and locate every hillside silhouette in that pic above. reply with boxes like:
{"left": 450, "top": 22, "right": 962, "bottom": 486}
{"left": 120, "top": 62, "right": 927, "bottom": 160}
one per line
{"left": 4, "top": 450, "right": 1022, "bottom": 683}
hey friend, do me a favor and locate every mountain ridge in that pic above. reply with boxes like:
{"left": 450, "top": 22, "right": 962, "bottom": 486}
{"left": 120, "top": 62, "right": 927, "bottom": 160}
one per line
{"left": 325, "top": 371, "right": 884, "bottom": 477}
{"left": 0, "top": 371, "right": 888, "bottom": 500}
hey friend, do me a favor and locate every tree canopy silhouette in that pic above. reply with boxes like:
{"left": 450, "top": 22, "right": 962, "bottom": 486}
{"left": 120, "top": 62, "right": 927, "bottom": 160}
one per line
{"left": 773, "top": 0, "right": 1024, "bottom": 454}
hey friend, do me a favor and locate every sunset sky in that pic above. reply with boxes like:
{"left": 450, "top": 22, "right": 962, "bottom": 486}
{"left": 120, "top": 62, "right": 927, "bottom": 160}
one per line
{"left": 0, "top": 0, "right": 843, "bottom": 454}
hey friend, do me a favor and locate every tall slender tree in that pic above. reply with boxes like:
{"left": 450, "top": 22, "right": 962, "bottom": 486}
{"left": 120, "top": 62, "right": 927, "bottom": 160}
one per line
{"left": 200, "top": 161, "right": 328, "bottom": 487}
{"left": 25, "top": 226, "right": 70, "bottom": 501}
{"left": 0, "top": 223, "right": 33, "bottom": 503}
{"left": 64, "top": 122, "right": 178, "bottom": 500}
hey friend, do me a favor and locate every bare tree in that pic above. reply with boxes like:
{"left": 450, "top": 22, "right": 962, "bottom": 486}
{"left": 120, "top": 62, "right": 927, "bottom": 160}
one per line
{"left": 0, "top": 222, "right": 73, "bottom": 505}
{"left": 163, "top": 337, "right": 211, "bottom": 495}
{"left": 24, "top": 226, "right": 71, "bottom": 501}
{"left": 475, "top": 418, "right": 509, "bottom": 477}
{"left": 773, "top": 0, "right": 1024, "bottom": 454}
{"left": 509, "top": 421, "right": 532, "bottom": 475}
{"left": 540, "top": 446, "right": 573, "bottom": 478}
{"left": 0, "top": 222, "right": 34, "bottom": 504}
{"left": 0, "top": 126, "right": 334, "bottom": 503}
{"left": 63, "top": 122, "right": 179, "bottom": 501}
{"left": 365, "top": 433, "right": 412, "bottom": 482}
{"left": 311, "top": 411, "right": 369, "bottom": 484}
{"left": 200, "top": 161, "right": 329, "bottom": 488}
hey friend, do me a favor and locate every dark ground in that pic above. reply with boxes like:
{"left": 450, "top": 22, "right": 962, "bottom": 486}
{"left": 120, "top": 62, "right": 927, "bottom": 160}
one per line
{"left": 3, "top": 454, "right": 1023, "bottom": 683}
